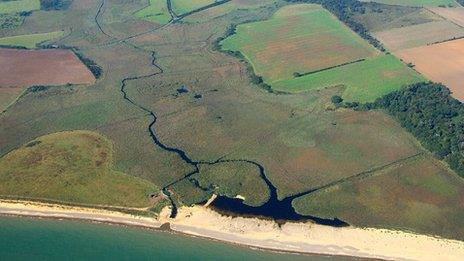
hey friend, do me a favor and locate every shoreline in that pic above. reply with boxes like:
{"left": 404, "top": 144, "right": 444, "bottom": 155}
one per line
{"left": 1, "top": 200, "right": 464, "bottom": 260}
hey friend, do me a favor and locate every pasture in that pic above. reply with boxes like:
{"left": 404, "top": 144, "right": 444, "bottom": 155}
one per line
{"left": 196, "top": 162, "right": 270, "bottom": 207}
{"left": 134, "top": 0, "right": 171, "bottom": 24}
{"left": 273, "top": 54, "right": 424, "bottom": 102}
{"left": 0, "top": 30, "right": 64, "bottom": 48}
{"left": 220, "top": 4, "right": 378, "bottom": 84}
{"left": 292, "top": 155, "right": 464, "bottom": 240}
{"left": 183, "top": 0, "right": 277, "bottom": 23}
{"left": 0, "top": 0, "right": 40, "bottom": 14}
{"left": 360, "top": 0, "right": 458, "bottom": 7}
{"left": 0, "top": 131, "right": 156, "bottom": 208}
{"left": 373, "top": 20, "right": 464, "bottom": 51}
{"left": 396, "top": 38, "right": 464, "bottom": 101}
{"left": 171, "top": 0, "right": 215, "bottom": 15}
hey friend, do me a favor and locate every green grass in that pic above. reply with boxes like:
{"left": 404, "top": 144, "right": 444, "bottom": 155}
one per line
{"left": 0, "top": 30, "right": 65, "bottom": 48}
{"left": 0, "top": 0, "right": 40, "bottom": 14}
{"left": 182, "top": 0, "right": 277, "bottom": 23}
{"left": 171, "top": 0, "right": 215, "bottom": 15}
{"left": 273, "top": 54, "right": 425, "bottom": 103}
{"left": 134, "top": 0, "right": 171, "bottom": 24}
{"left": 171, "top": 178, "right": 211, "bottom": 206}
{"left": 292, "top": 155, "right": 464, "bottom": 240}
{"left": 220, "top": 4, "right": 378, "bottom": 92}
{"left": 361, "top": 0, "right": 458, "bottom": 7}
{"left": 196, "top": 162, "right": 270, "bottom": 207}
{"left": 0, "top": 131, "right": 157, "bottom": 208}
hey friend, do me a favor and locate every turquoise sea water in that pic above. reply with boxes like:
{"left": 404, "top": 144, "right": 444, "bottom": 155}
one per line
{"left": 0, "top": 216, "right": 359, "bottom": 260}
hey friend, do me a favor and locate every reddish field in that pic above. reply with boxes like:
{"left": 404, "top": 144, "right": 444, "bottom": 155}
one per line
{"left": 0, "top": 48, "right": 95, "bottom": 88}
{"left": 429, "top": 7, "right": 464, "bottom": 27}
{"left": 373, "top": 20, "right": 464, "bottom": 51}
{"left": 396, "top": 38, "right": 464, "bottom": 101}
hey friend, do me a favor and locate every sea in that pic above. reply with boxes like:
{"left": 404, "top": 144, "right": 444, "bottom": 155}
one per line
{"left": 0, "top": 216, "right": 360, "bottom": 260}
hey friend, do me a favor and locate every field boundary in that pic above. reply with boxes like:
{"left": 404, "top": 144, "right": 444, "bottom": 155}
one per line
{"left": 294, "top": 58, "right": 366, "bottom": 78}
{"left": 288, "top": 152, "right": 425, "bottom": 200}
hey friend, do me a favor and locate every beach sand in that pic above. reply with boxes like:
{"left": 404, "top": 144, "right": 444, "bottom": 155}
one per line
{"left": 1, "top": 200, "right": 464, "bottom": 260}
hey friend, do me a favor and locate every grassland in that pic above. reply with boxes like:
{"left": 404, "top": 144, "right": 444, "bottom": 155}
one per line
{"left": 292, "top": 155, "right": 464, "bottom": 240}
{"left": 273, "top": 54, "right": 425, "bottom": 103}
{"left": 196, "top": 162, "right": 270, "bottom": 207}
{"left": 134, "top": 0, "right": 171, "bottom": 24}
{"left": 220, "top": 4, "right": 378, "bottom": 84}
{"left": 0, "top": 131, "right": 157, "bottom": 208}
{"left": 360, "top": 0, "right": 458, "bottom": 7}
{"left": 1, "top": 0, "right": 463, "bottom": 241}
{"left": 171, "top": 0, "right": 215, "bottom": 15}
{"left": 0, "top": 0, "right": 40, "bottom": 14}
{"left": 219, "top": 3, "right": 423, "bottom": 102}
{"left": 0, "top": 30, "right": 64, "bottom": 48}
{"left": 183, "top": 0, "right": 277, "bottom": 23}
{"left": 352, "top": 3, "right": 441, "bottom": 32}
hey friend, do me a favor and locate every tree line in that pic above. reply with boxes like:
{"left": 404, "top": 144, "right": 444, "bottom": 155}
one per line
{"left": 333, "top": 82, "right": 464, "bottom": 177}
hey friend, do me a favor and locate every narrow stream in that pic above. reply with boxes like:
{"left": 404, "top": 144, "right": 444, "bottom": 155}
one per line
{"left": 99, "top": 0, "right": 348, "bottom": 226}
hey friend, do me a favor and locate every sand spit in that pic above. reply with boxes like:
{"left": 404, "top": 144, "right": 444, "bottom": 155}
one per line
{"left": 1, "top": 200, "right": 464, "bottom": 260}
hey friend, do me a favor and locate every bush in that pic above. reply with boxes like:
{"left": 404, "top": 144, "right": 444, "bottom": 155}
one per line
{"left": 331, "top": 95, "right": 343, "bottom": 104}
{"left": 40, "top": 0, "right": 72, "bottom": 11}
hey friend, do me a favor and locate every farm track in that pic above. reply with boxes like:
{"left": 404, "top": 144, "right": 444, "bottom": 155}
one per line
{"left": 92, "top": 0, "right": 417, "bottom": 224}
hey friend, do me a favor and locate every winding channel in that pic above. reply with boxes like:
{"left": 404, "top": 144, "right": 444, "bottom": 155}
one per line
{"left": 97, "top": 0, "right": 348, "bottom": 226}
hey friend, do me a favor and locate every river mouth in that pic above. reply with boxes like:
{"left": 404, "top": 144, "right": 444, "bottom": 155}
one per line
{"left": 210, "top": 196, "right": 348, "bottom": 227}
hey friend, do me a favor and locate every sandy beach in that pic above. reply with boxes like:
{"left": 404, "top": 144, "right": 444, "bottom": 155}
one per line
{"left": 1, "top": 199, "right": 464, "bottom": 260}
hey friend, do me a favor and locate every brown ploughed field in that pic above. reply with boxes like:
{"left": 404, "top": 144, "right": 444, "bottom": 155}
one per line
{"left": 0, "top": 48, "right": 95, "bottom": 88}
{"left": 429, "top": 7, "right": 464, "bottom": 27}
{"left": 396, "top": 38, "right": 464, "bottom": 101}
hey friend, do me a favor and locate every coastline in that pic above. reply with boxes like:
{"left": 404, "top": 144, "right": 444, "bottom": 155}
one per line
{"left": 1, "top": 200, "right": 464, "bottom": 261}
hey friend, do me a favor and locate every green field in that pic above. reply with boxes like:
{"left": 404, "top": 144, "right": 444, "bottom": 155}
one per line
{"left": 0, "top": 0, "right": 40, "bottom": 14}
{"left": 172, "top": 0, "right": 215, "bottom": 15}
{"left": 221, "top": 4, "right": 378, "bottom": 84}
{"left": 0, "top": 30, "right": 65, "bottom": 48}
{"left": 196, "top": 162, "right": 270, "bottom": 207}
{"left": 183, "top": 0, "right": 277, "bottom": 23}
{"left": 361, "top": 0, "right": 458, "bottom": 7}
{"left": 0, "top": 131, "right": 157, "bottom": 208}
{"left": 135, "top": 0, "right": 171, "bottom": 24}
{"left": 273, "top": 54, "right": 425, "bottom": 102}
{"left": 292, "top": 155, "right": 464, "bottom": 240}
